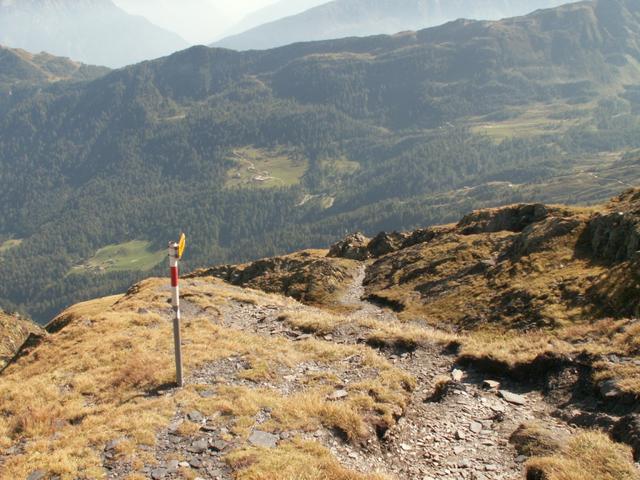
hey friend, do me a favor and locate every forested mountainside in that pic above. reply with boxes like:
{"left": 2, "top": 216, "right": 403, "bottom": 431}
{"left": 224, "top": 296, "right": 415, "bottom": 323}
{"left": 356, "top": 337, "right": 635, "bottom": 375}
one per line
{"left": 214, "top": 0, "right": 567, "bottom": 50}
{"left": 0, "top": 0, "right": 187, "bottom": 68}
{"left": 2, "top": 0, "right": 640, "bottom": 322}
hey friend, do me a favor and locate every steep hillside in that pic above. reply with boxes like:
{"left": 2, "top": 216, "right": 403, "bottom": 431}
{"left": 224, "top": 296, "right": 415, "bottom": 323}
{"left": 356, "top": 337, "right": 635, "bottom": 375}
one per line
{"left": 2, "top": 0, "right": 640, "bottom": 322}
{"left": 214, "top": 0, "right": 568, "bottom": 50}
{"left": 0, "top": 0, "right": 188, "bottom": 68}
{"left": 0, "top": 310, "right": 44, "bottom": 370}
{"left": 2, "top": 191, "right": 640, "bottom": 479}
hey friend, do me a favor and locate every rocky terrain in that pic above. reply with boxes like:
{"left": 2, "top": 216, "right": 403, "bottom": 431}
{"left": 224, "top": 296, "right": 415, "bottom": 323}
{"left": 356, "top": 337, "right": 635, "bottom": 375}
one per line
{"left": 1, "top": 190, "right": 640, "bottom": 479}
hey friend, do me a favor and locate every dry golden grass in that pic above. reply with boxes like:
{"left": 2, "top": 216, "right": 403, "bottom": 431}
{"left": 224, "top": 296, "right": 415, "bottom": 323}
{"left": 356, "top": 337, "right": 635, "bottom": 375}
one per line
{"left": 527, "top": 431, "right": 640, "bottom": 480}
{"left": 226, "top": 439, "right": 387, "bottom": 480}
{"left": 282, "top": 310, "right": 348, "bottom": 335}
{"left": 0, "top": 277, "right": 411, "bottom": 479}
{"left": 358, "top": 318, "right": 457, "bottom": 350}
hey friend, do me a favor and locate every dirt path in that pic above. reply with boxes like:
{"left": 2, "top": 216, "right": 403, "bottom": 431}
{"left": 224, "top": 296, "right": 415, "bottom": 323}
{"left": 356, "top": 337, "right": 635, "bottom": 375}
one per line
{"left": 106, "top": 269, "right": 576, "bottom": 479}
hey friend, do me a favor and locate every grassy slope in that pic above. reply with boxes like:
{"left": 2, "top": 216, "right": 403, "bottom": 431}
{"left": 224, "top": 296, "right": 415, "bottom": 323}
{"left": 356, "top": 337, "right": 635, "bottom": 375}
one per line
{"left": 70, "top": 241, "right": 165, "bottom": 275}
{"left": 0, "top": 279, "right": 411, "bottom": 479}
{"left": 361, "top": 192, "right": 640, "bottom": 396}
{"left": 225, "top": 147, "right": 308, "bottom": 189}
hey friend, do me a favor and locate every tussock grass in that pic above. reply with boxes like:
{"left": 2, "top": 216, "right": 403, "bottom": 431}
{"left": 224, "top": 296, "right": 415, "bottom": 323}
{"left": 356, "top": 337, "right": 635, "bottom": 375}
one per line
{"left": 527, "top": 431, "right": 640, "bottom": 480}
{"left": 226, "top": 439, "right": 387, "bottom": 480}
{"left": 283, "top": 310, "right": 347, "bottom": 335}
{"left": 510, "top": 422, "right": 567, "bottom": 457}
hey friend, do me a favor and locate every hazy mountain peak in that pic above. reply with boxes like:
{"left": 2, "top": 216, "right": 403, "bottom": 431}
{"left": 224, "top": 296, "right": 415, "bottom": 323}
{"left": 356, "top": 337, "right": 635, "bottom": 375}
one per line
{"left": 0, "top": 0, "right": 188, "bottom": 67}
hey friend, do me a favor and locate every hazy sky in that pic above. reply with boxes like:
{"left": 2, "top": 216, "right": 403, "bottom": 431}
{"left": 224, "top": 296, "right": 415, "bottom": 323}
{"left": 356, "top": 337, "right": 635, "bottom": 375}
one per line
{"left": 112, "top": 0, "right": 278, "bottom": 44}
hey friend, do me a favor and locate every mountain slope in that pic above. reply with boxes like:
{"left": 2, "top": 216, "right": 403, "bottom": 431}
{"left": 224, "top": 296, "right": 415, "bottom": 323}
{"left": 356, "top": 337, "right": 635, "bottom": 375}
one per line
{"left": 0, "top": 0, "right": 188, "bottom": 68}
{"left": 2, "top": 0, "right": 640, "bottom": 322}
{"left": 0, "top": 45, "right": 109, "bottom": 88}
{"left": 213, "top": 0, "right": 568, "bottom": 50}
{"left": 1, "top": 190, "right": 639, "bottom": 479}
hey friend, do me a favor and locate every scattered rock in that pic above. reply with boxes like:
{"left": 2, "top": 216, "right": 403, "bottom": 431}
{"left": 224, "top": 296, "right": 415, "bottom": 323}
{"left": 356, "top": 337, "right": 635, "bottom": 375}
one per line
{"left": 469, "top": 421, "right": 483, "bottom": 434}
{"left": 27, "top": 471, "right": 46, "bottom": 480}
{"left": 211, "top": 439, "right": 228, "bottom": 452}
{"left": 248, "top": 430, "right": 279, "bottom": 448}
{"left": 499, "top": 390, "right": 527, "bottom": 406}
{"left": 166, "top": 460, "right": 179, "bottom": 474}
{"left": 482, "top": 380, "right": 500, "bottom": 390}
{"left": 187, "top": 410, "right": 205, "bottom": 423}
{"left": 187, "top": 439, "right": 209, "bottom": 453}
{"left": 327, "top": 389, "right": 349, "bottom": 401}
{"left": 451, "top": 369, "right": 464, "bottom": 382}
{"left": 151, "top": 467, "right": 168, "bottom": 479}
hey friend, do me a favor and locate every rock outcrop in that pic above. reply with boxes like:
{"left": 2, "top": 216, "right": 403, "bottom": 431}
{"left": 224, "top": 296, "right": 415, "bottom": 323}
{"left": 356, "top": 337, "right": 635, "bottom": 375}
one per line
{"left": 457, "top": 204, "right": 553, "bottom": 234}
{"left": 587, "top": 189, "right": 640, "bottom": 262}
{"left": 188, "top": 250, "right": 357, "bottom": 305}
{"left": 0, "top": 310, "right": 44, "bottom": 370}
{"left": 327, "top": 233, "right": 371, "bottom": 261}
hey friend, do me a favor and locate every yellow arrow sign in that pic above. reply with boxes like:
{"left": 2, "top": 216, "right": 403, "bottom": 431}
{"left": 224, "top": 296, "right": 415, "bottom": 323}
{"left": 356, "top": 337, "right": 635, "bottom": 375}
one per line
{"left": 178, "top": 233, "right": 186, "bottom": 259}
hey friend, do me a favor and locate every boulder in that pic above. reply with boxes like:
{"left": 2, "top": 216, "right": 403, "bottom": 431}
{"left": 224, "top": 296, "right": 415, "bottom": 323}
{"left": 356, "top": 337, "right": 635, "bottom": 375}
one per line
{"left": 367, "top": 231, "right": 407, "bottom": 257}
{"left": 327, "top": 233, "right": 371, "bottom": 260}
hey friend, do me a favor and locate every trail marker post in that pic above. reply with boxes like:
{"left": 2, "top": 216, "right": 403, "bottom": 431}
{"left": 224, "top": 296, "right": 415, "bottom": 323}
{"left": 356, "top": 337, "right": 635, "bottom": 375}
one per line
{"left": 169, "top": 233, "right": 186, "bottom": 387}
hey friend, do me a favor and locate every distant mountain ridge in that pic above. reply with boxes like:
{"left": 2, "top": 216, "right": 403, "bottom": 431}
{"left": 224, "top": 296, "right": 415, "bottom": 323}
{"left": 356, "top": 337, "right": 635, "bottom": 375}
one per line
{"left": 214, "top": 0, "right": 569, "bottom": 50}
{"left": 0, "top": 0, "right": 188, "bottom": 67}
{"left": 220, "top": 0, "right": 328, "bottom": 40}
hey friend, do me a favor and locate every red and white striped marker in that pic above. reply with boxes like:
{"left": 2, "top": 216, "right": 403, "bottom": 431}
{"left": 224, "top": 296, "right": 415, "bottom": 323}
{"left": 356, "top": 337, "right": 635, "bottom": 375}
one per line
{"left": 168, "top": 235, "right": 185, "bottom": 387}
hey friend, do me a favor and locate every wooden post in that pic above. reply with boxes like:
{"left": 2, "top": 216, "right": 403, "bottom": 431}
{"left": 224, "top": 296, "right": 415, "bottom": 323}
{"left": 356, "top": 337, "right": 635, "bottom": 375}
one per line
{"left": 168, "top": 241, "right": 183, "bottom": 387}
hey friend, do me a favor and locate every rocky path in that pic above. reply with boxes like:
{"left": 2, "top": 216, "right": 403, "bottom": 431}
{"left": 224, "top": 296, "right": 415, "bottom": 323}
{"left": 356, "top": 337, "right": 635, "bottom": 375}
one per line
{"left": 106, "top": 268, "right": 576, "bottom": 479}
{"left": 321, "top": 264, "right": 575, "bottom": 479}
